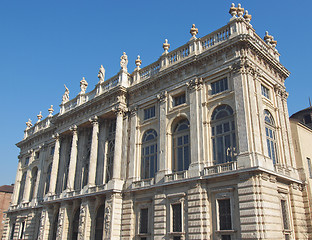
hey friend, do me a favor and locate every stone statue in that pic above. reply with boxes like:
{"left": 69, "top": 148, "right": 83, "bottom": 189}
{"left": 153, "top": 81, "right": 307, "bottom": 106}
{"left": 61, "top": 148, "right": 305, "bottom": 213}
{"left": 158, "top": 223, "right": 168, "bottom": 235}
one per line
{"left": 120, "top": 52, "right": 128, "bottom": 70}
{"left": 62, "top": 84, "right": 70, "bottom": 103}
{"left": 98, "top": 65, "right": 105, "bottom": 83}
{"left": 80, "top": 77, "right": 88, "bottom": 94}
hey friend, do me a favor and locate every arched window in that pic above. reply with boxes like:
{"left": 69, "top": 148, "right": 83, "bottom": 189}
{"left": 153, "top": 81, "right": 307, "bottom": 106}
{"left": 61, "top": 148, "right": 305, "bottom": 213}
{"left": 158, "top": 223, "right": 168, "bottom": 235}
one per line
{"left": 71, "top": 208, "right": 80, "bottom": 240}
{"left": 51, "top": 210, "right": 59, "bottom": 240}
{"left": 29, "top": 167, "right": 38, "bottom": 201}
{"left": 94, "top": 204, "right": 105, "bottom": 240}
{"left": 141, "top": 129, "right": 158, "bottom": 179}
{"left": 264, "top": 110, "right": 278, "bottom": 164}
{"left": 173, "top": 119, "right": 190, "bottom": 172}
{"left": 18, "top": 172, "right": 27, "bottom": 203}
{"left": 211, "top": 105, "right": 236, "bottom": 164}
{"left": 45, "top": 163, "right": 52, "bottom": 195}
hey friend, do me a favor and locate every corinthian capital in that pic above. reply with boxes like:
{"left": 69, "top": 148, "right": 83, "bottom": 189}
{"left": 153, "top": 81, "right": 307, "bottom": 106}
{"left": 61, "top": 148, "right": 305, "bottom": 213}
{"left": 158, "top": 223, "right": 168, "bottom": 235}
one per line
{"left": 186, "top": 77, "right": 203, "bottom": 91}
{"left": 157, "top": 91, "right": 167, "bottom": 103}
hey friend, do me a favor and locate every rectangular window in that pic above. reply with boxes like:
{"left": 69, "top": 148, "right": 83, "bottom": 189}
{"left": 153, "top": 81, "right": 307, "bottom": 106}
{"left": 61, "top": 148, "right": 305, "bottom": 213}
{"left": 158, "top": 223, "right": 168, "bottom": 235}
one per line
{"left": 10, "top": 223, "right": 15, "bottom": 240}
{"left": 25, "top": 157, "right": 29, "bottom": 166}
{"left": 35, "top": 151, "right": 40, "bottom": 159}
{"left": 218, "top": 199, "right": 232, "bottom": 230}
{"left": 174, "top": 94, "right": 186, "bottom": 106}
{"left": 281, "top": 200, "right": 290, "bottom": 230}
{"left": 19, "top": 221, "right": 25, "bottom": 239}
{"left": 172, "top": 203, "right": 182, "bottom": 232}
{"left": 307, "top": 158, "right": 312, "bottom": 179}
{"left": 211, "top": 78, "right": 228, "bottom": 95}
{"left": 50, "top": 146, "right": 55, "bottom": 156}
{"left": 144, "top": 106, "right": 155, "bottom": 120}
{"left": 140, "top": 208, "right": 148, "bottom": 234}
{"left": 261, "top": 85, "right": 270, "bottom": 99}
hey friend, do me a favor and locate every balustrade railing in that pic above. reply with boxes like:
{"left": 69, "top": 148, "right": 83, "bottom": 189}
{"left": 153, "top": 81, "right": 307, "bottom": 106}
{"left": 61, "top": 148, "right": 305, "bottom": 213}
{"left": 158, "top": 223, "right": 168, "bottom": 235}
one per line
{"left": 203, "top": 161, "right": 237, "bottom": 176}
{"left": 140, "top": 62, "right": 160, "bottom": 80}
{"left": 132, "top": 178, "right": 154, "bottom": 188}
{"left": 165, "top": 170, "right": 188, "bottom": 182}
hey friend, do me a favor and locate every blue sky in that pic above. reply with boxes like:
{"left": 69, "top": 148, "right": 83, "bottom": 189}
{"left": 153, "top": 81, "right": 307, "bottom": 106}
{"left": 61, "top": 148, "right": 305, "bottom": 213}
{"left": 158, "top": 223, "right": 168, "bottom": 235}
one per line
{"left": 0, "top": 0, "right": 311, "bottom": 185}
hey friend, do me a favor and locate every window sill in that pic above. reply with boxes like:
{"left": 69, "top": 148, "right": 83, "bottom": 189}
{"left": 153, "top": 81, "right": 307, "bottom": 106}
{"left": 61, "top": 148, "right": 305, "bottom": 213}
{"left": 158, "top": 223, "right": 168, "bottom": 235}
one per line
{"left": 216, "top": 230, "right": 236, "bottom": 234}
{"left": 168, "top": 232, "right": 185, "bottom": 235}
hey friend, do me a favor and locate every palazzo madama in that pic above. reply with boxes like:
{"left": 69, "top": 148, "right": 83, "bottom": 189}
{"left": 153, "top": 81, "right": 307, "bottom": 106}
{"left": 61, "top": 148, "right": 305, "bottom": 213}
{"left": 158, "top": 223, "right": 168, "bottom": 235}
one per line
{"left": 3, "top": 4, "right": 312, "bottom": 240}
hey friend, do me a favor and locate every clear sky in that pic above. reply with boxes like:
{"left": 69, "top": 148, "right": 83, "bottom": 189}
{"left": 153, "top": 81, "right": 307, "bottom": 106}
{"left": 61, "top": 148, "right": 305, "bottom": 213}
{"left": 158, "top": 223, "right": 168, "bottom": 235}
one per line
{"left": 0, "top": 0, "right": 311, "bottom": 185}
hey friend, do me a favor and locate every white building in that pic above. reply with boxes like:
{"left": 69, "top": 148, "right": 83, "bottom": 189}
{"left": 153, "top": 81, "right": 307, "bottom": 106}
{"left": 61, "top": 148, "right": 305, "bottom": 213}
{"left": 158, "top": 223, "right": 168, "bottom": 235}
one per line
{"left": 3, "top": 4, "right": 312, "bottom": 240}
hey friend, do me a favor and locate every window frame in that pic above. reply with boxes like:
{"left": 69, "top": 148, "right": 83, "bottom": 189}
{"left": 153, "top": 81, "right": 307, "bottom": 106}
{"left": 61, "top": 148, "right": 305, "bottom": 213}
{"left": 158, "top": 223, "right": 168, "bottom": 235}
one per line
{"left": 172, "top": 119, "right": 190, "bottom": 173}
{"left": 261, "top": 84, "right": 270, "bottom": 99}
{"left": 264, "top": 110, "right": 278, "bottom": 164}
{"left": 144, "top": 105, "right": 156, "bottom": 121}
{"left": 141, "top": 129, "right": 158, "bottom": 180}
{"left": 167, "top": 195, "right": 185, "bottom": 239}
{"left": 136, "top": 201, "right": 153, "bottom": 240}
{"left": 173, "top": 93, "right": 186, "bottom": 107}
{"left": 211, "top": 77, "right": 229, "bottom": 95}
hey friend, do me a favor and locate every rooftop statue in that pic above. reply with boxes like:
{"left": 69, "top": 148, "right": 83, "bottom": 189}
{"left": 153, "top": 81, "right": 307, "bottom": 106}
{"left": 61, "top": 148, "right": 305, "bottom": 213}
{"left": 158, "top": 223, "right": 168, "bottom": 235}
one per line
{"left": 62, "top": 84, "right": 70, "bottom": 103}
{"left": 80, "top": 77, "right": 88, "bottom": 94}
{"left": 98, "top": 65, "right": 105, "bottom": 83}
{"left": 120, "top": 52, "right": 128, "bottom": 71}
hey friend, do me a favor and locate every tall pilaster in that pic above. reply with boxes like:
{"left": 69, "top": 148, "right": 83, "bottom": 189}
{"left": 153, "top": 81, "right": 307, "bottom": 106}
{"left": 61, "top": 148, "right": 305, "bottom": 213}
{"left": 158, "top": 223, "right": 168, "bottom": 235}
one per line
{"left": 187, "top": 78, "right": 204, "bottom": 177}
{"left": 33, "top": 145, "right": 45, "bottom": 200}
{"left": 156, "top": 91, "right": 167, "bottom": 182}
{"left": 22, "top": 150, "right": 34, "bottom": 203}
{"left": 88, "top": 116, "right": 99, "bottom": 187}
{"left": 49, "top": 134, "right": 60, "bottom": 195}
{"left": 127, "top": 107, "right": 138, "bottom": 184}
{"left": 112, "top": 109, "right": 124, "bottom": 180}
{"left": 12, "top": 159, "right": 22, "bottom": 205}
{"left": 67, "top": 125, "right": 78, "bottom": 191}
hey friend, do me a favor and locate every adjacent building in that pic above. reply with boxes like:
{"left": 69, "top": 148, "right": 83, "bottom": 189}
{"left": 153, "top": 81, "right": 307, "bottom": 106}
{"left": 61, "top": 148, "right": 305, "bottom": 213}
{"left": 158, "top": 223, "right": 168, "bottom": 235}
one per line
{"left": 0, "top": 185, "right": 13, "bottom": 239}
{"left": 4, "top": 4, "right": 312, "bottom": 240}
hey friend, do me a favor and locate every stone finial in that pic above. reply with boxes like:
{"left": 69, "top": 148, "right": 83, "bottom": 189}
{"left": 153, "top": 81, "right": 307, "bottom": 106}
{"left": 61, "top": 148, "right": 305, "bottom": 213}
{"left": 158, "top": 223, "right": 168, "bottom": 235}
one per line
{"left": 190, "top": 24, "right": 198, "bottom": 40}
{"left": 229, "top": 3, "right": 237, "bottom": 18}
{"left": 37, "top": 111, "right": 43, "bottom": 122}
{"left": 26, "top": 119, "right": 33, "bottom": 129}
{"left": 48, "top": 105, "right": 54, "bottom": 117}
{"left": 62, "top": 84, "right": 70, "bottom": 103}
{"left": 135, "top": 55, "right": 142, "bottom": 70}
{"left": 80, "top": 77, "right": 88, "bottom": 94}
{"left": 244, "top": 10, "right": 252, "bottom": 23}
{"left": 237, "top": 3, "right": 244, "bottom": 17}
{"left": 120, "top": 52, "right": 128, "bottom": 71}
{"left": 264, "top": 31, "right": 273, "bottom": 44}
{"left": 98, "top": 65, "right": 105, "bottom": 83}
{"left": 163, "top": 39, "right": 170, "bottom": 54}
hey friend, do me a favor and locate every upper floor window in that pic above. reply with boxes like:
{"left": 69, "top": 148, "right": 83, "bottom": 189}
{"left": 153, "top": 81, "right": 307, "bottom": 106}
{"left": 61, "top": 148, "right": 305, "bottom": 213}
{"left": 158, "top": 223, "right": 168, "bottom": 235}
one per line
{"left": 307, "top": 158, "right": 312, "bottom": 179}
{"left": 25, "top": 157, "right": 29, "bottom": 166}
{"left": 304, "top": 114, "right": 312, "bottom": 124}
{"left": 211, "top": 105, "right": 236, "bottom": 164}
{"left": 34, "top": 151, "right": 40, "bottom": 160}
{"left": 141, "top": 129, "right": 157, "bottom": 179}
{"left": 45, "top": 163, "right": 52, "bottom": 195}
{"left": 261, "top": 85, "right": 270, "bottom": 99}
{"left": 144, "top": 106, "right": 155, "bottom": 120}
{"left": 174, "top": 93, "right": 186, "bottom": 107}
{"left": 29, "top": 167, "right": 38, "bottom": 201}
{"left": 264, "top": 110, "right": 278, "bottom": 164}
{"left": 211, "top": 78, "right": 228, "bottom": 95}
{"left": 173, "top": 119, "right": 190, "bottom": 172}
{"left": 50, "top": 146, "right": 55, "bottom": 156}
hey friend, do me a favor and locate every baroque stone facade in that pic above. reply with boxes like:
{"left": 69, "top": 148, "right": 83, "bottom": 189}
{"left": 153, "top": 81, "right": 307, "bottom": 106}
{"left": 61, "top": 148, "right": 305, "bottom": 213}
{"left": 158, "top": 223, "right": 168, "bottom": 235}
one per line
{"left": 4, "top": 4, "right": 312, "bottom": 240}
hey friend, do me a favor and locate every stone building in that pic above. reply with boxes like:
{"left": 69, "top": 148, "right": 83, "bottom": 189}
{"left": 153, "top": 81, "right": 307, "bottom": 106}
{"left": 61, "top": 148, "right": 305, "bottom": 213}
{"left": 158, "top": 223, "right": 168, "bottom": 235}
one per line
{"left": 0, "top": 185, "right": 13, "bottom": 239}
{"left": 3, "top": 4, "right": 312, "bottom": 240}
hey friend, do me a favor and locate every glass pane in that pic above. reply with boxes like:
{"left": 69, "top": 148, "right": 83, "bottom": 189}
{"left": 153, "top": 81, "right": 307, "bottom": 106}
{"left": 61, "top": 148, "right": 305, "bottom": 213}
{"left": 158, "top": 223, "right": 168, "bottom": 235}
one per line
{"left": 218, "top": 199, "right": 232, "bottom": 230}
{"left": 271, "top": 141, "right": 276, "bottom": 164}
{"left": 213, "top": 139, "right": 216, "bottom": 161}
{"left": 212, "top": 127, "right": 215, "bottom": 136}
{"left": 224, "top": 122, "right": 230, "bottom": 132}
{"left": 178, "top": 148, "right": 183, "bottom": 171}
{"left": 178, "top": 137, "right": 183, "bottom": 146}
{"left": 150, "top": 156, "right": 154, "bottom": 178}
{"left": 140, "top": 208, "right": 148, "bottom": 233}
{"left": 267, "top": 139, "right": 272, "bottom": 159}
{"left": 184, "top": 146, "right": 189, "bottom": 170}
{"left": 150, "top": 145, "right": 154, "bottom": 154}
{"left": 145, "top": 147, "right": 149, "bottom": 155}
{"left": 224, "top": 135, "right": 231, "bottom": 162}
{"left": 217, "top": 137, "right": 224, "bottom": 164}
{"left": 216, "top": 124, "right": 222, "bottom": 134}
{"left": 184, "top": 135, "right": 189, "bottom": 144}
{"left": 172, "top": 204, "right": 182, "bottom": 232}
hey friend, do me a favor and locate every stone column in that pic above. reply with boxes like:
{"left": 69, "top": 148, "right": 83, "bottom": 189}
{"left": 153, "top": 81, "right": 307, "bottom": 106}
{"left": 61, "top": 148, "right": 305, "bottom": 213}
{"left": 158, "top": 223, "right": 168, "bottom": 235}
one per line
{"left": 49, "top": 134, "right": 60, "bottom": 195}
{"left": 22, "top": 150, "right": 34, "bottom": 203}
{"left": 88, "top": 116, "right": 99, "bottom": 186}
{"left": 112, "top": 108, "right": 124, "bottom": 180}
{"left": 187, "top": 78, "right": 203, "bottom": 177}
{"left": 67, "top": 126, "right": 78, "bottom": 190}
{"left": 156, "top": 91, "right": 167, "bottom": 182}
{"left": 12, "top": 159, "right": 22, "bottom": 205}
